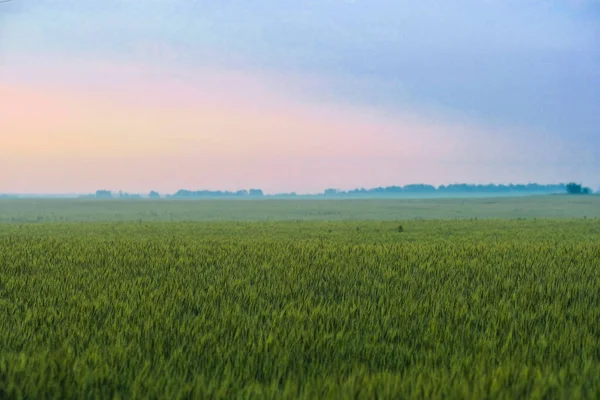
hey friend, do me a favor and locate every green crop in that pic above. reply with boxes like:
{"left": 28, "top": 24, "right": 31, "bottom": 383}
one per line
{"left": 1, "top": 219, "right": 599, "bottom": 399}
{"left": 2, "top": 195, "right": 600, "bottom": 223}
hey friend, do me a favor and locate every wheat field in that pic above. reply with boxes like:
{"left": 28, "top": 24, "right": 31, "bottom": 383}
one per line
{"left": 1, "top": 219, "right": 599, "bottom": 398}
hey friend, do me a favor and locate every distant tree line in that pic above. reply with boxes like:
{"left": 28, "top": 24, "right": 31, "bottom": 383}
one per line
{"left": 78, "top": 183, "right": 597, "bottom": 199}
{"left": 168, "top": 189, "right": 265, "bottom": 198}
{"left": 322, "top": 183, "right": 568, "bottom": 196}
{"left": 86, "top": 189, "right": 265, "bottom": 199}
{"left": 91, "top": 190, "right": 142, "bottom": 199}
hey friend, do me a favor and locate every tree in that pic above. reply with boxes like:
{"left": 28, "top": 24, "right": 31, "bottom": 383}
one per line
{"left": 148, "top": 190, "right": 161, "bottom": 199}
{"left": 566, "top": 182, "right": 582, "bottom": 194}
{"left": 95, "top": 190, "right": 112, "bottom": 198}
{"left": 566, "top": 183, "right": 592, "bottom": 195}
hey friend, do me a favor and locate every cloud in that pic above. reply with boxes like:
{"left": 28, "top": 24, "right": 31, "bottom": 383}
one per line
{"left": 2, "top": 0, "right": 598, "bottom": 142}
{"left": 2, "top": 56, "right": 596, "bottom": 193}
{"left": 1, "top": 1, "right": 598, "bottom": 192}
{"left": 1, "top": 59, "right": 456, "bottom": 160}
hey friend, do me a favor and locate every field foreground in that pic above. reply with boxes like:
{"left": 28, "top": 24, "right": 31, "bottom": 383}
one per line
{"left": 1, "top": 219, "right": 599, "bottom": 398}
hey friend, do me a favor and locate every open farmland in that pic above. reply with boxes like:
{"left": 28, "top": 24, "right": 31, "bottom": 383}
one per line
{"left": 1, "top": 195, "right": 600, "bottom": 223}
{"left": 1, "top": 219, "right": 599, "bottom": 398}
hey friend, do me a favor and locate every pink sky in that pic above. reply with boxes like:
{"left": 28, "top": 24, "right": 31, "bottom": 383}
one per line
{"left": 1, "top": 0, "right": 598, "bottom": 194}
{"left": 0, "top": 58, "right": 591, "bottom": 194}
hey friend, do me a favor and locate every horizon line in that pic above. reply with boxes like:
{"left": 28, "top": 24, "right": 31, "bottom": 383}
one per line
{"left": 2, "top": 182, "right": 595, "bottom": 198}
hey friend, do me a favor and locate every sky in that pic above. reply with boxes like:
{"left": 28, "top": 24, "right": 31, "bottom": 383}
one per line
{"left": 1, "top": 0, "right": 598, "bottom": 194}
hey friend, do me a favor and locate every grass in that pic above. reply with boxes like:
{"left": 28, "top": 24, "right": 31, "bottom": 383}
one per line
{"left": 1, "top": 195, "right": 600, "bottom": 223}
{"left": 1, "top": 219, "right": 599, "bottom": 398}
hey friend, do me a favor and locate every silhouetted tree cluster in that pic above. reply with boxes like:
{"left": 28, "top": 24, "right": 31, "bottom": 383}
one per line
{"left": 95, "top": 190, "right": 112, "bottom": 199}
{"left": 90, "top": 190, "right": 166, "bottom": 199}
{"left": 566, "top": 183, "right": 592, "bottom": 195}
{"left": 117, "top": 191, "right": 142, "bottom": 199}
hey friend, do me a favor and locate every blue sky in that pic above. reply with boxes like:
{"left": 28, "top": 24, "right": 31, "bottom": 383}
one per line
{"left": 1, "top": 0, "right": 598, "bottom": 193}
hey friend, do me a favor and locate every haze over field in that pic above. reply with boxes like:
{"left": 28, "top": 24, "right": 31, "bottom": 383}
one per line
{"left": 1, "top": 0, "right": 598, "bottom": 194}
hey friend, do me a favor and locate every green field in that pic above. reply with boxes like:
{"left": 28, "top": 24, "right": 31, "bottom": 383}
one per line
{"left": 1, "top": 217, "right": 599, "bottom": 398}
{"left": 1, "top": 195, "right": 600, "bottom": 223}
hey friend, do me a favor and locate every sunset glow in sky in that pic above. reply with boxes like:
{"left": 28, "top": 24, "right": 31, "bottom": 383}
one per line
{"left": 1, "top": 0, "right": 598, "bottom": 194}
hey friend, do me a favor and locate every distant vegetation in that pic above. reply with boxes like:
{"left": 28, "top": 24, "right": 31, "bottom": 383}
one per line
{"left": 565, "top": 182, "right": 592, "bottom": 195}
{"left": 77, "top": 183, "right": 572, "bottom": 199}
{"left": 321, "top": 183, "right": 568, "bottom": 197}
{"left": 2, "top": 183, "right": 596, "bottom": 200}
{"left": 95, "top": 190, "right": 112, "bottom": 199}
{"left": 169, "top": 188, "right": 265, "bottom": 198}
